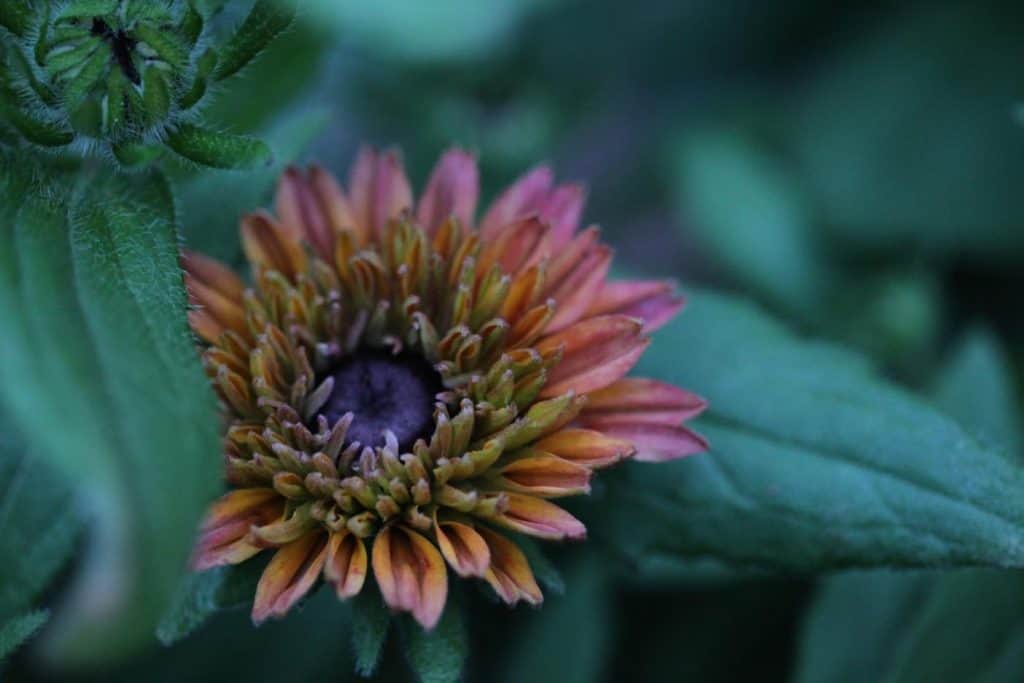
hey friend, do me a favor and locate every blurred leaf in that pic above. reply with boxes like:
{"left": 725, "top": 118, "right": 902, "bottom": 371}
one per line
{"left": 932, "top": 327, "right": 1022, "bottom": 458}
{"left": 0, "top": 161, "right": 221, "bottom": 664}
{"left": 350, "top": 585, "right": 390, "bottom": 677}
{"left": 212, "top": 0, "right": 297, "bottom": 82}
{"left": 166, "top": 124, "right": 272, "bottom": 170}
{"left": 599, "top": 288, "right": 1024, "bottom": 570}
{"left": 0, "top": 424, "right": 80, "bottom": 663}
{"left": 789, "top": 3, "right": 1024, "bottom": 259}
{"left": 496, "top": 560, "right": 610, "bottom": 683}
{"left": 306, "top": 0, "right": 548, "bottom": 63}
{"left": 403, "top": 600, "right": 468, "bottom": 683}
{"left": 0, "top": 610, "right": 49, "bottom": 662}
{"left": 518, "top": 538, "right": 565, "bottom": 596}
{"left": 794, "top": 570, "right": 1024, "bottom": 683}
{"left": 157, "top": 558, "right": 268, "bottom": 645}
{"left": 673, "top": 127, "right": 831, "bottom": 319}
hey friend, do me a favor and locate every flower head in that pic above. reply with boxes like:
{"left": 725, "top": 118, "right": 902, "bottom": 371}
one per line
{"left": 185, "top": 146, "right": 707, "bottom": 629}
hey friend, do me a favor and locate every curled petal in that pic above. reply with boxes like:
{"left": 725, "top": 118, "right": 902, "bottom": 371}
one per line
{"left": 585, "top": 421, "right": 708, "bottom": 462}
{"left": 486, "top": 493, "right": 586, "bottom": 540}
{"left": 434, "top": 515, "right": 491, "bottom": 578}
{"left": 324, "top": 529, "right": 368, "bottom": 599}
{"left": 583, "top": 378, "right": 707, "bottom": 425}
{"left": 252, "top": 531, "right": 328, "bottom": 624}
{"left": 497, "top": 453, "right": 592, "bottom": 497}
{"left": 193, "top": 488, "right": 283, "bottom": 570}
{"left": 587, "top": 280, "right": 685, "bottom": 332}
{"left": 241, "top": 211, "right": 306, "bottom": 279}
{"left": 348, "top": 146, "right": 413, "bottom": 239}
{"left": 544, "top": 245, "right": 612, "bottom": 333}
{"left": 417, "top": 148, "right": 479, "bottom": 235}
{"left": 534, "top": 428, "right": 636, "bottom": 469}
{"left": 478, "top": 527, "right": 542, "bottom": 606}
{"left": 372, "top": 525, "right": 448, "bottom": 629}
{"left": 182, "top": 251, "right": 247, "bottom": 343}
{"left": 479, "top": 164, "right": 553, "bottom": 240}
{"left": 538, "top": 315, "right": 649, "bottom": 397}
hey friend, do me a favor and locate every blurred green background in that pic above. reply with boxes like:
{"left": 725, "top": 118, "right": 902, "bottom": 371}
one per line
{"left": 7, "top": 0, "right": 1024, "bottom": 680}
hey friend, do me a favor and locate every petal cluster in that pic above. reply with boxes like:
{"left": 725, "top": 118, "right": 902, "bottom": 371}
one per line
{"left": 185, "top": 146, "right": 707, "bottom": 629}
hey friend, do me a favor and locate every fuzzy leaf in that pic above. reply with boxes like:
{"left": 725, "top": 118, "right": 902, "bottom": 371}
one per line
{"left": 212, "top": 0, "right": 296, "bottom": 82}
{"left": 165, "top": 123, "right": 272, "bottom": 170}
{"left": 157, "top": 560, "right": 268, "bottom": 645}
{"left": 931, "top": 327, "right": 1022, "bottom": 458}
{"left": 0, "top": 610, "right": 50, "bottom": 662}
{"left": 351, "top": 586, "right": 390, "bottom": 677}
{"left": 0, "top": 161, "right": 221, "bottom": 664}
{"left": 403, "top": 599, "right": 468, "bottom": 683}
{"left": 599, "top": 288, "right": 1024, "bottom": 570}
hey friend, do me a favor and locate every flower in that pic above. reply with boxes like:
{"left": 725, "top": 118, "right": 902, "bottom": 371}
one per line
{"left": 184, "top": 146, "right": 707, "bottom": 629}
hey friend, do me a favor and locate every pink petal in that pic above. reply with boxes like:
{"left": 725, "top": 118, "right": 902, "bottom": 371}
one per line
{"left": 417, "top": 148, "right": 479, "bottom": 235}
{"left": 545, "top": 245, "right": 612, "bottom": 333}
{"left": 540, "top": 183, "right": 586, "bottom": 248}
{"left": 479, "top": 164, "right": 553, "bottom": 240}
{"left": 584, "top": 378, "right": 707, "bottom": 424}
{"left": 538, "top": 315, "right": 648, "bottom": 396}
{"left": 590, "top": 421, "right": 708, "bottom": 462}
{"left": 587, "top": 280, "right": 685, "bottom": 332}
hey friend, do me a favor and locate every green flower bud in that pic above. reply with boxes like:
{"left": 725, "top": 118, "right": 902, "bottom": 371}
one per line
{"left": 0, "top": 0, "right": 296, "bottom": 168}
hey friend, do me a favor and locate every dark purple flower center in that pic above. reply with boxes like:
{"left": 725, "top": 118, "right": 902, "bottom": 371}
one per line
{"left": 320, "top": 349, "right": 442, "bottom": 451}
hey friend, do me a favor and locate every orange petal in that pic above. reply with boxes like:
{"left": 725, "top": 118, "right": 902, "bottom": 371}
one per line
{"left": 479, "top": 164, "right": 553, "bottom": 241}
{"left": 583, "top": 378, "right": 707, "bottom": 425}
{"left": 275, "top": 165, "right": 356, "bottom": 259}
{"left": 182, "top": 251, "right": 248, "bottom": 343}
{"left": 538, "top": 315, "right": 649, "bottom": 397}
{"left": 417, "top": 148, "right": 479, "bottom": 235}
{"left": 539, "top": 183, "right": 585, "bottom": 248}
{"left": 586, "top": 280, "right": 685, "bottom": 332}
{"left": 478, "top": 216, "right": 550, "bottom": 277}
{"left": 477, "top": 527, "right": 542, "bottom": 606}
{"left": 251, "top": 531, "right": 328, "bottom": 624}
{"left": 534, "top": 428, "right": 636, "bottom": 469}
{"left": 487, "top": 493, "right": 586, "bottom": 540}
{"left": 434, "top": 516, "right": 491, "bottom": 578}
{"left": 240, "top": 211, "right": 306, "bottom": 279}
{"left": 324, "top": 529, "right": 368, "bottom": 599}
{"left": 193, "top": 489, "right": 283, "bottom": 570}
{"left": 586, "top": 421, "right": 708, "bottom": 462}
{"left": 497, "top": 453, "right": 592, "bottom": 497}
{"left": 372, "top": 526, "right": 448, "bottom": 629}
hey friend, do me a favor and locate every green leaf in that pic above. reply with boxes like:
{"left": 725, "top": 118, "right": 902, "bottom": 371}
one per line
{"left": 212, "top": 0, "right": 296, "bottom": 82}
{"left": 517, "top": 537, "right": 564, "bottom": 595}
{"left": 403, "top": 598, "right": 468, "bottom": 683}
{"left": 496, "top": 560, "right": 610, "bottom": 683}
{"left": 932, "top": 327, "right": 1022, "bottom": 458}
{"left": 132, "top": 22, "right": 190, "bottom": 72}
{"left": 0, "top": 416, "right": 80, "bottom": 664}
{"left": 794, "top": 570, "right": 1024, "bottom": 683}
{"left": 351, "top": 585, "right": 390, "bottom": 677}
{"left": 156, "top": 560, "right": 267, "bottom": 645}
{"left": 0, "top": 610, "right": 50, "bottom": 662}
{"left": 599, "top": 288, "right": 1024, "bottom": 570}
{"left": 672, "top": 127, "right": 831, "bottom": 319}
{"left": 165, "top": 123, "right": 272, "bottom": 169}
{"left": 0, "top": 1, "right": 34, "bottom": 37}
{"left": 0, "top": 161, "right": 221, "bottom": 664}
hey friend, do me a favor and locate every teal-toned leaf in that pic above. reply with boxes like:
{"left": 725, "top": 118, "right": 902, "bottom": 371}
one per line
{"left": 403, "top": 600, "right": 468, "bottom": 683}
{"left": 496, "top": 560, "right": 610, "bottom": 683}
{"left": 0, "top": 1, "right": 34, "bottom": 37}
{"left": 599, "top": 288, "right": 1024, "bottom": 570}
{"left": 0, "top": 417, "right": 80, "bottom": 664}
{"left": 157, "top": 559, "right": 267, "bottom": 645}
{"left": 788, "top": 3, "right": 1024, "bottom": 259}
{"left": 672, "top": 127, "right": 831, "bottom": 319}
{"left": 212, "top": 0, "right": 296, "bottom": 82}
{"left": 165, "top": 123, "right": 272, "bottom": 169}
{"left": 794, "top": 570, "right": 1024, "bottom": 683}
{"left": 932, "top": 327, "right": 1022, "bottom": 458}
{"left": 0, "top": 610, "right": 50, "bottom": 662}
{"left": 351, "top": 584, "right": 390, "bottom": 677}
{"left": 0, "top": 161, "right": 221, "bottom": 664}
{"left": 141, "top": 66, "right": 171, "bottom": 126}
